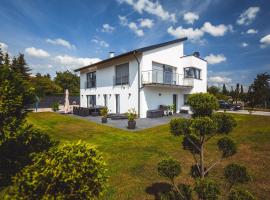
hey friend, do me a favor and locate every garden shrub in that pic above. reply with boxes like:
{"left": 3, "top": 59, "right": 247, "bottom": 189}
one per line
{"left": 212, "top": 113, "right": 237, "bottom": 134}
{"left": 51, "top": 102, "right": 59, "bottom": 112}
{"left": 217, "top": 137, "right": 237, "bottom": 158}
{"left": 0, "top": 125, "right": 56, "bottom": 188}
{"left": 6, "top": 141, "right": 108, "bottom": 199}
{"left": 157, "top": 158, "right": 181, "bottom": 181}
{"left": 170, "top": 118, "right": 191, "bottom": 136}
{"left": 194, "top": 179, "right": 220, "bottom": 200}
{"left": 224, "top": 164, "right": 251, "bottom": 188}
{"left": 187, "top": 93, "right": 219, "bottom": 117}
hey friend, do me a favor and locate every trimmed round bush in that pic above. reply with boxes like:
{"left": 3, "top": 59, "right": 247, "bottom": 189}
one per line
{"left": 228, "top": 188, "right": 255, "bottom": 200}
{"left": 6, "top": 141, "right": 108, "bottom": 199}
{"left": 224, "top": 164, "right": 250, "bottom": 186}
{"left": 157, "top": 158, "right": 181, "bottom": 181}
{"left": 170, "top": 118, "right": 191, "bottom": 136}
{"left": 212, "top": 113, "right": 237, "bottom": 134}
{"left": 187, "top": 93, "right": 219, "bottom": 117}
{"left": 217, "top": 137, "right": 237, "bottom": 158}
{"left": 194, "top": 179, "right": 220, "bottom": 200}
{"left": 191, "top": 117, "right": 217, "bottom": 136}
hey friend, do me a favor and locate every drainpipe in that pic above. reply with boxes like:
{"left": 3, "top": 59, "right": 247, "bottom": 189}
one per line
{"left": 133, "top": 51, "right": 141, "bottom": 118}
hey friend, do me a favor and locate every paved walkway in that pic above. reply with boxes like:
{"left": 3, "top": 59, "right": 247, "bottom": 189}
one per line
{"left": 72, "top": 113, "right": 190, "bottom": 131}
{"left": 217, "top": 110, "right": 270, "bottom": 116}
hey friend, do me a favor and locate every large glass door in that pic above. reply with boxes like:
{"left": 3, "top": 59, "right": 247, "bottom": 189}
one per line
{"left": 87, "top": 95, "right": 96, "bottom": 107}
{"left": 163, "top": 65, "right": 173, "bottom": 84}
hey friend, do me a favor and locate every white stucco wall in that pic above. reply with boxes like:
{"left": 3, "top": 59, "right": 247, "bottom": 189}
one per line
{"left": 80, "top": 58, "right": 139, "bottom": 114}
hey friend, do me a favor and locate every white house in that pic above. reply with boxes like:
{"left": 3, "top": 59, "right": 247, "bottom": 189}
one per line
{"left": 74, "top": 38, "right": 207, "bottom": 118}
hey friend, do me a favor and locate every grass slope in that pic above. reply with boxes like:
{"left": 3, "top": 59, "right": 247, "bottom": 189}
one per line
{"left": 27, "top": 112, "right": 270, "bottom": 199}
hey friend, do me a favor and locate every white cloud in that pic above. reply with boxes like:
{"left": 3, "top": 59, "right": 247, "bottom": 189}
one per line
{"left": 91, "top": 39, "right": 109, "bottom": 48}
{"left": 46, "top": 38, "right": 76, "bottom": 49}
{"left": 119, "top": 16, "right": 144, "bottom": 37}
{"left": 138, "top": 18, "right": 154, "bottom": 28}
{"left": 119, "top": 15, "right": 128, "bottom": 26}
{"left": 209, "top": 76, "right": 232, "bottom": 84}
{"left": 183, "top": 12, "right": 199, "bottom": 24}
{"left": 119, "top": 0, "right": 176, "bottom": 22}
{"left": 128, "top": 22, "right": 144, "bottom": 36}
{"left": 246, "top": 29, "right": 258, "bottom": 34}
{"left": 241, "top": 42, "right": 248, "bottom": 47}
{"left": 237, "top": 6, "right": 260, "bottom": 25}
{"left": 201, "top": 22, "right": 231, "bottom": 37}
{"left": 54, "top": 55, "right": 101, "bottom": 69}
{"left": 260, "top": 34, "right": 270, "bottom": 48}
{"left": 0, "top": 42, "right": 8, "bottom": 53}
{"left": 25, "top": 47, "right": 50, "bottom": 58}
{"left": 101, "top": 24, "right": 115, "bottom": 33}
{"left": 204, "top": 54, "right": 226, "bottom": 65}
{"left": 167, "top": 26, "right": 204, "bottom": 41}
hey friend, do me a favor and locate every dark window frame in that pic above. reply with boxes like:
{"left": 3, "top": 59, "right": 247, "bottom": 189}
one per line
{"left": 184, "top": 67, "right": 201, "bottom": 79}
{"left": 86, "top": 71, "right": 96, "bottom": 88}
{"left": 86, "top": 95, "right": 96, "bottom": 107}
{"left": 115, "top": 63, "right": 129, "bottom": 85}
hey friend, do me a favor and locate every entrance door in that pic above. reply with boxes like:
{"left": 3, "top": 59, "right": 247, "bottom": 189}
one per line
{"left": 115, "top": 94, "right": 120, "bottom": 114}
{"left": 173, "top": 94, "right": 177, "bottom": 113}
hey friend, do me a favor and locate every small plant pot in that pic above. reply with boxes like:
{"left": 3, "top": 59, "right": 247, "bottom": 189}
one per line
{"left": 169, "top": 112, "right": 172, "bottom": 115}
{"left": 128, "top": 120, "right": 136, "bottom": 129}
{"left": 101, "top": 117, "right": 107, "bottom": 123}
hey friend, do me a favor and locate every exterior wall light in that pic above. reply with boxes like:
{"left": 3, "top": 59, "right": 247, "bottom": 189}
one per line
{"left": 159, "top": 93, "right": 161, "bottom": 96}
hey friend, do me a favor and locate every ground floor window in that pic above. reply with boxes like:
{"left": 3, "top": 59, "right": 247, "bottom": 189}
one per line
{"left": 87, "top": 95, "right": 96, "bottom": 107}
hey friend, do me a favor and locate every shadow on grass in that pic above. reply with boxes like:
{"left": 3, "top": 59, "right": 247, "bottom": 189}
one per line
{"left": 145, "top": 182, "right": 172, "bottom": 200}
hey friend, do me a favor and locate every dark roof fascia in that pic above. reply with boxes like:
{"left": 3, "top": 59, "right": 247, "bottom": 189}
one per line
{"left": 180, "top": 54, "right": 207, "bottom": 62}
{"left": 74, "top": 37, "right": 187, "bottom": 72}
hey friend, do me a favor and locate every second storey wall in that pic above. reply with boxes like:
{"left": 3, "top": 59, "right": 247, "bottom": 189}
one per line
{"left": 79, "top": 58, "right": 140, "bottom": 114}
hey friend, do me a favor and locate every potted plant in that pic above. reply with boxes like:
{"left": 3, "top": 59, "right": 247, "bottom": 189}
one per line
{"left": 100, "top": 107, "right": 109, "bottom": 123}
{"left": 127, "top": 108, "right": 137, "bottom": 129}
{"left": 51, "top": 102, "right": 59, "bottom": 112}
{"left": 168, "top": 105, "right": 175, "bottom": 115}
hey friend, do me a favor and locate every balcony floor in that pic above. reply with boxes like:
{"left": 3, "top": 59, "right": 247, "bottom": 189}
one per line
{"left": 142, "top": 82, "right": 193, "bottom": 89}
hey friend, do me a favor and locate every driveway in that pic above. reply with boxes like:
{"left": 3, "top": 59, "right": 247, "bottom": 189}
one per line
{"left": 217, "top": 110, "right": 270, "bottom": 116}
{"left": 72, "top": 113, "right": 190, "bottom": 131}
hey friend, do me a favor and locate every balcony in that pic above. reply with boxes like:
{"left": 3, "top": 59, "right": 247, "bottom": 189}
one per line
{"left": 113, "top": 75, "right": 129, "bottom": 86}
{"left": 141, "top": 70, "right": 194, "bottom": 88}
{"left": 85, "top": 80, "right": 96, "bottom": 89}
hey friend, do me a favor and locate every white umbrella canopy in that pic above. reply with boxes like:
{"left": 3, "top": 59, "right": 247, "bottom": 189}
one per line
{"left": 64, "top": 89, "right": 70, "bottom": 114}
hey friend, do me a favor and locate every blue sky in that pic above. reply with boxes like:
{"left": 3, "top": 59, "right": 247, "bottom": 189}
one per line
{"left": 0, "top": 0, "right": 270, "bottom": 88}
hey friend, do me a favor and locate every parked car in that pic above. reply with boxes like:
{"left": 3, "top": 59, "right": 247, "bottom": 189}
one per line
{"left": 218, "top": 100, "right": 231, "bottom": 109}
{"left": 230, "top": 103, "right": 242, "bottom": 111}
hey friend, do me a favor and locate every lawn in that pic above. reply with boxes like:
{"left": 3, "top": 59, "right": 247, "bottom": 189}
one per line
{"left": 27, "top": 112, "right": 270, "bottom": 199}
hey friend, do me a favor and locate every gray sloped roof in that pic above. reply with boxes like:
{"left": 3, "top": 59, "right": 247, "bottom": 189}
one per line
{"left": 74, "top": 37, "right": 187, "bottom": 72}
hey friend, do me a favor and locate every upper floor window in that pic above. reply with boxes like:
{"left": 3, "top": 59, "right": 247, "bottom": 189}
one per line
{"left": 86, "top": 71, "right": 96, "bottom": 88}
{"left": 184, "top": 67, "right": 201, "bottom": 79}
{"left": 115, "top": 63, "right": 129, "bottom": 85}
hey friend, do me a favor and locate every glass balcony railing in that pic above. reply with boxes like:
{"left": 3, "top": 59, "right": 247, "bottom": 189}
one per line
{"left": 141, "top": 70, "right": 194, "bottom": 87}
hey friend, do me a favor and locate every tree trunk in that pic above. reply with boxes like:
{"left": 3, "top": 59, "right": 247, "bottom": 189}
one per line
{"left": 200, "top": 143, "right": 204, "bottom": 178}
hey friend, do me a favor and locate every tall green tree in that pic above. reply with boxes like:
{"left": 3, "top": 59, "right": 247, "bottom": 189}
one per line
{"left": 222, "top": 84, "right": 228, "bottom": 95}
{"left": 249, "top": 72, "right": 270, "bottom": 108}
{"left": 30, "top": 73, "right": 62, "bottom": 97}
{"left": 207, "top": 86, "right": 220, "bottom": 96}
{"left": 0, "top": 48, "right": 4, "bottom": 65}
{"left": 0, "top": 53, "right": 35, "bottom": 140}
{"left": 11, "top": 54, "right": 31, "bottom": 79}
{"left": 235, "top": 83, "right": 240, "bottom": 103}
{"left": 54, "top": 70, "right": 79, "bottom": 95}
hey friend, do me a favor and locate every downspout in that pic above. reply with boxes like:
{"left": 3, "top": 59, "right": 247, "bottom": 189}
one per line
{"left": 133, "top": 51, "right": 141, "bottom": 118}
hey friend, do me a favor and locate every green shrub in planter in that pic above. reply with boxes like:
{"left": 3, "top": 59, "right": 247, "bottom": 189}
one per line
{"left": 51, "top": 102, "right": 59, "bottom": 112}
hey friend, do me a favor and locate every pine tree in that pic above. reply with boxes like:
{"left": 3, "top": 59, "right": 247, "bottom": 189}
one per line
{"left": 15, "top": 54, "right": 31, "bottom": 79}
{"left": 4, "top": 53, "right": 10, "bottom": 66}
{"left": 235, "top": 83, "right": 240, "bottom": 103}
{"left": 240, "top": 85, "right": 244, "bottom": 95}
{"left": 0, "top": 48, "right": 4, "bottom": 66}
{"left": 222, "top": 84, "right": 228, "bottom": 95}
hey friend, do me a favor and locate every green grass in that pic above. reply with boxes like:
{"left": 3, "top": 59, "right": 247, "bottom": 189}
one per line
{"left": 27, "top": 112, "right": 270, "bottom": 199}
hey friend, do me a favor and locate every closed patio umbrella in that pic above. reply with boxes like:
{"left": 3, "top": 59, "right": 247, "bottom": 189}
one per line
{"left": 64, "top": 89, "right": 70, "bottom": 114}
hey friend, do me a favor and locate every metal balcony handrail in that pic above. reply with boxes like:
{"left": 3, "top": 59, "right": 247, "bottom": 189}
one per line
{"left": 141, "top": 69, "right": 194, "bottom": 87}
{"left": 113, "top": 74, "right": 129, "bottom": 86}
